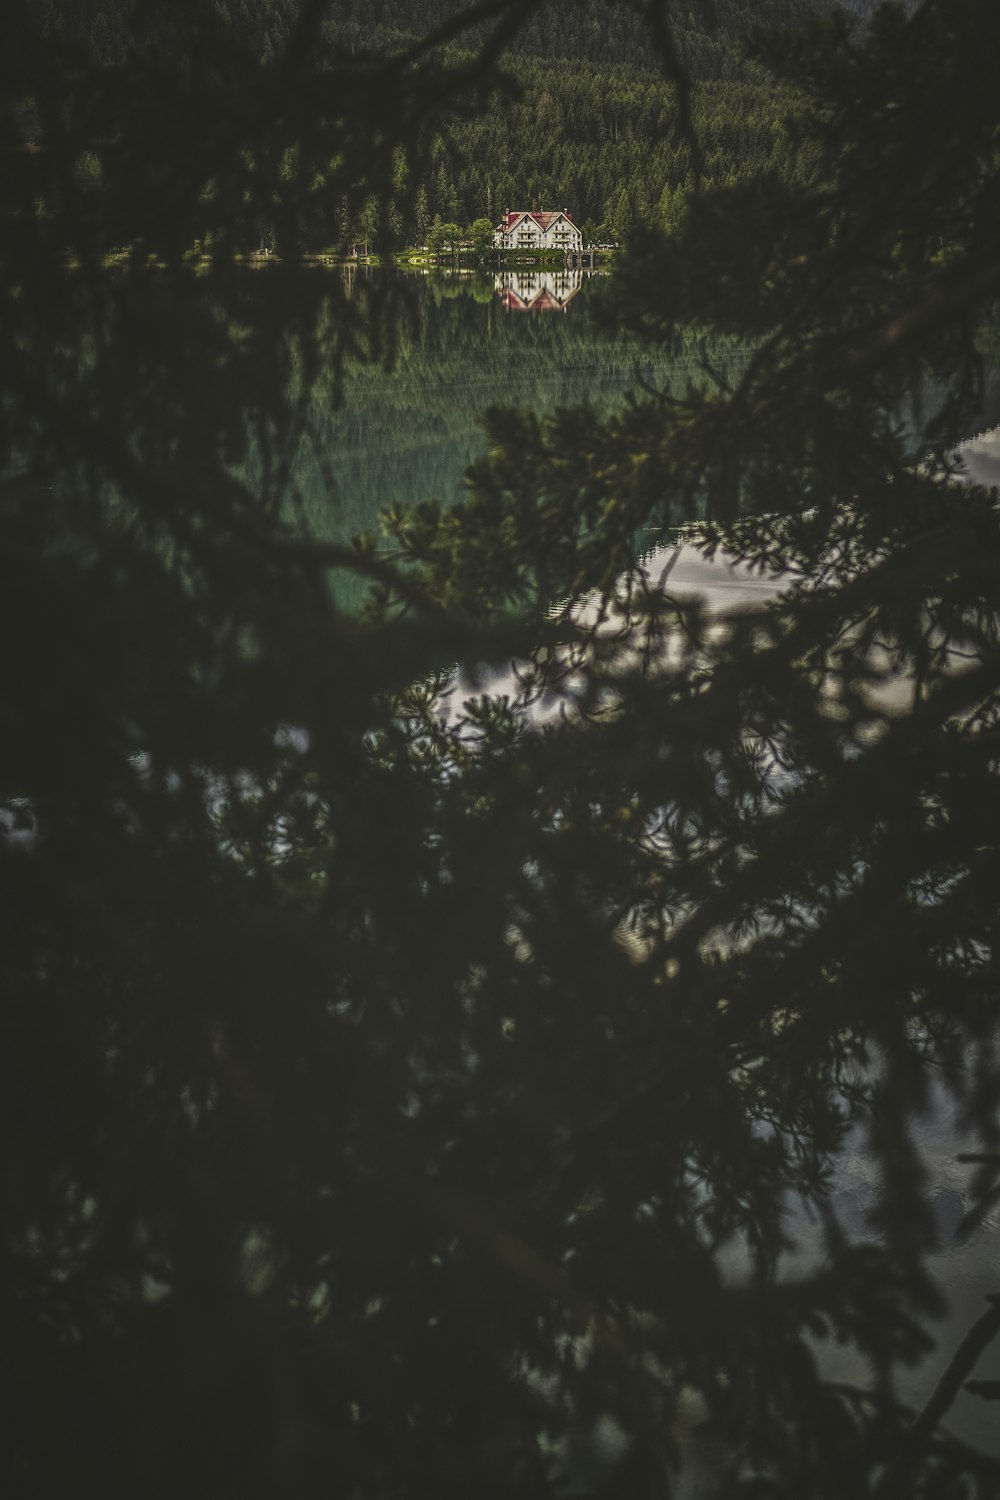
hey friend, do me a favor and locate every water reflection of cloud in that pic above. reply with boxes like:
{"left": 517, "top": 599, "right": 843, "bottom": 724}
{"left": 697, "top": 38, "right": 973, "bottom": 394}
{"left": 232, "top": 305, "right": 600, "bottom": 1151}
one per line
{"left": 442, "top": 419, "right": 998, "bottom": 733}
{"left": 437, "top": 544, "right": 787, "bottom": 731}
{"left": 956, "top": 427, "right": 1000, "bottom": 487}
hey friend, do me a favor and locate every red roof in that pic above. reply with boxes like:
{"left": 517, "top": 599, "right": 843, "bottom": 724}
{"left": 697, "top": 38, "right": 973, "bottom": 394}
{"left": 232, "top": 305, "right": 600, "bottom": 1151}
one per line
{"left": 495, "top": 209, "right": 575, "bottom": 233}
{"left": 497, "top": 283, "right": 579, "bottom": 313}
{"left": 531, "top": 288, "right": 563, "bottom": 310}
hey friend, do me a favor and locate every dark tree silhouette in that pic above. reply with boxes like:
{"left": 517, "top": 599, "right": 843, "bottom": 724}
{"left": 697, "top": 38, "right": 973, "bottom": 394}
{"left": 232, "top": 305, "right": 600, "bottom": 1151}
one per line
{"left": 3, "top": 2, "right": 1000, "bottom": 1497}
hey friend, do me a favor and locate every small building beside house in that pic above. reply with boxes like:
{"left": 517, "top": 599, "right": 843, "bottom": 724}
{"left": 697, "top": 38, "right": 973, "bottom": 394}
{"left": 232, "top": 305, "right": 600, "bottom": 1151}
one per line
{"left": 494, "top": 209, "right": 582, "bottom": 254}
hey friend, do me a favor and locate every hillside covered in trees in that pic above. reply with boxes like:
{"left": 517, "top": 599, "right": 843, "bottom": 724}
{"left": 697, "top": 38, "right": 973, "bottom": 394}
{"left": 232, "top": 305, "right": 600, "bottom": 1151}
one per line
{"left": 24, "top": 0, "right": 860, "bottom": 249}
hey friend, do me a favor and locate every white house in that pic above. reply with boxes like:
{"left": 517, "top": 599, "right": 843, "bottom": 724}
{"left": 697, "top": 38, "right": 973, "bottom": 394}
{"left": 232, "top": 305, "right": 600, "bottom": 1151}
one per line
{"left": 494, "top": 209, "right": 583, "bottom": 253}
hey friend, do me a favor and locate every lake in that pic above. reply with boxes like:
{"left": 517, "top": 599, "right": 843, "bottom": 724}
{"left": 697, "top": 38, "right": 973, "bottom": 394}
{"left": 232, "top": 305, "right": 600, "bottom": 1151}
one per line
{"left": 301, "top": 268, "right": 1000, "bottom": 1475}
{"left": 8, "top": 257, "right": 998, "bottom": 1496}
{"left": 280, "top": 266, "right": 750, "bottom": 562}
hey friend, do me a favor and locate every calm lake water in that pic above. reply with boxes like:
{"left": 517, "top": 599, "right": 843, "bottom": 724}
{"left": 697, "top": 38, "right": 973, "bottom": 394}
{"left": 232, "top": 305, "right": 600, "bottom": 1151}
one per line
{"left": 8, "top": 246, "right": 999, "bottom": 1497}
{"left": 302, "top": 269, "right": 1000, "bottom": 1471}
{"left": 287, "top": 267, "right": 748, "bottom": 554}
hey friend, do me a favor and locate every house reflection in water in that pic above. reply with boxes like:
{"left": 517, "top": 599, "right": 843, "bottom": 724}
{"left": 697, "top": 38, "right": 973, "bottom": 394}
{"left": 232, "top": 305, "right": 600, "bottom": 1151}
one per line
{"left": 496, "top": 269, "right": 582, "bottom": 312}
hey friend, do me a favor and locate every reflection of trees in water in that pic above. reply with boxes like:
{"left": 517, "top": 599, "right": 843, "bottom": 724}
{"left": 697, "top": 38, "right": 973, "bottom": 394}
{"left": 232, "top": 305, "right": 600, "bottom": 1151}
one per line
{"left": 292, "top": 272, "right": 753, "bottom": 557}
{"left": 4, "top": 3, "right": 1000, "bottom": 1499}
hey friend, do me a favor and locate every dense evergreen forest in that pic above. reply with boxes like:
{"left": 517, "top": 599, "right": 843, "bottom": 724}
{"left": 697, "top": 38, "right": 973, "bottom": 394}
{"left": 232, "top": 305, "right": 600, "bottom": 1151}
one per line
{"left": 25, "top": 0, "right": 853, "bottom": 249}
{"left": 31, "top": 0, "right": 833, "bottom": 74}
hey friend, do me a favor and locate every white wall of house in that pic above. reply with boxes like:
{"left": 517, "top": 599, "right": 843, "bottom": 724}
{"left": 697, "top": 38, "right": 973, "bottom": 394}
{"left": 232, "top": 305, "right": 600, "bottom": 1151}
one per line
{"left": 540, "top": 216, "right": 581, "bottom": 252}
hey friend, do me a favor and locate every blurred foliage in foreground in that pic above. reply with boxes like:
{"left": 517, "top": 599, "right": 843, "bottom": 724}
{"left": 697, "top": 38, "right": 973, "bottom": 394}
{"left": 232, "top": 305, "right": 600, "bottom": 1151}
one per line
{"left": 4, "top": 2, "right": 1000, "bottom": 1496}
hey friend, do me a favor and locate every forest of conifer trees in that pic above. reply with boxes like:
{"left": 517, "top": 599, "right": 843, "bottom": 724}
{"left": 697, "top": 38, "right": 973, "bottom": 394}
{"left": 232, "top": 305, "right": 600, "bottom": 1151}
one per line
{"left": 25, "top": 0, "right": 833, "bottom": 251}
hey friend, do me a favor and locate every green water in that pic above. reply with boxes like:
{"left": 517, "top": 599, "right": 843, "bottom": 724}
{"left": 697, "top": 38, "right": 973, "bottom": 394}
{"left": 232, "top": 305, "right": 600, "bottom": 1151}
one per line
{"left": 285, "top": 267, "right": 750, "bottom": 550}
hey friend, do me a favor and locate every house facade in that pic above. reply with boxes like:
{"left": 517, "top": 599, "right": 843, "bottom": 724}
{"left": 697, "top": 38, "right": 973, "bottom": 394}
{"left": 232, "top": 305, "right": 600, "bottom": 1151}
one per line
{"left": 494, "top": 210, "right": 582, "bottom": 253}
